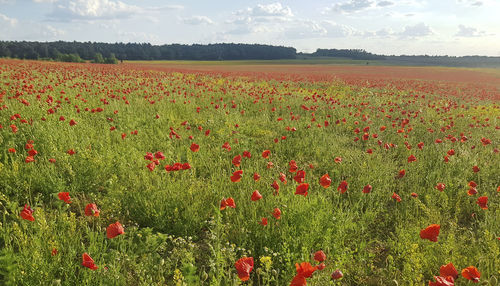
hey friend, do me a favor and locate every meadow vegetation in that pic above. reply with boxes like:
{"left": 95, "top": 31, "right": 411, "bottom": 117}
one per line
{"left": 0, "top": 59, "right": 498, "bottom": 285}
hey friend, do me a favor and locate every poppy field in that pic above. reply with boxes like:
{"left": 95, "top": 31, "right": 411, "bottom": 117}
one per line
{"left": 0, "top": 58, "right": 499, "bottom": 285}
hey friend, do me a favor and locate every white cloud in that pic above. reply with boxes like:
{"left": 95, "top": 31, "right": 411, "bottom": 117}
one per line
{"left": 182, "top": 16, "right": 213, "bottom": 25}
{"left": 232, "top": 2, "right": 294, "bottom": 23}
{"left": 284, "top": 20, "right": 327, "bottom": 39}
{"left": 42, "top": 24, "right": 65, "bottom": 37}
{"left": 377, "top": 0, "right": 394, "bottom": 7}
{"left": 33, "top": 0, "right": 59, "bottom": 3}
{"left": 0, "top": 13, "right": 18, "bottom": 26}
{"left": 399, "top": 22, "right": 434, "bottom": 38}
{"left": 457, "top": 0, "right": 483, "bottom": 6}
{"left": 455, "top": 25, "right": 487, "bottom": 37}
{"left": 323, "top": 0, "right": 374, "bottom": 14}
{"left": 47, "top": 0, "right": 183, "bottom": 22}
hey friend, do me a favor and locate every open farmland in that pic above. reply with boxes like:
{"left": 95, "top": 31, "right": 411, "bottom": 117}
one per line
{"left": 0, "top": 59, "right": 499, "bottom": 285}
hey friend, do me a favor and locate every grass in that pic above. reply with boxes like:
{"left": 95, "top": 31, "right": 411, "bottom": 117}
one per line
{"left": 0, "top": 59, "right": 499, "bottom": 285}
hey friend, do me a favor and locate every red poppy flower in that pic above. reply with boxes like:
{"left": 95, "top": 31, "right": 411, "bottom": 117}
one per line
{"left": 295, "top": 262, "right": 318, "bottom": 278}
{"left": 417, "top": 142, "right": 424, "bottom": 150}
{"left": 447, "top": 149, "right": 455, "bottom": 156}
{"left": 331, "top": 269, "right": 343, "bottom": 280}
{"left": 472, "top": 166, "right": 480, "bottom": 173}
{"left": 49, "top": 158, "right": 56, "bottom": 163}
{"left": 234, "top": 257, "right": 254, "bottom": 281}
{"left": 251, "top": 190, "right": 262, "bottom": 201}
{"left": 428, "top": 276, "right": 455, "bottom": 286}
{"left": 334, "top": 157, "right": 342, "bottom": 163}
{"left": 398, "top": 169, "right": 406, "bottom": 178}
{"left": 8, "top": 148, "right": 16, "bottom": 153}
{"left": 288, "top": 160, "right": 298, "bottom": 173}
{"left": 420, "top": 224, "right": 440, "bottom": 242}
{"left": 443, "top": 156, "right": 449, "bottom": 163}
{"left": 497, "top": 186, "right": 500, "bottom": 193}
{"left": 58, "top": 192, "right": 71, "bottom": 203}
{"left": 314, "top": 250, "right": 326, "bottom": 262}
{"left": 232, "top": 155, "right": 242, "bottom": 167}
{"left": 476, "top": 196, "right": 488, "bottom": 209}
{"left": 279, "top": 172, "right": 287, "bottom": 184}
{"left": 467, "top": 188, "right": 478, "bottom": 196}
{"left": 435, "top": 183, "right": 446, "bottom": 192}
{"left": 261, "top": 150, "right": 271, "bottom": 159}
{"left": 242, "top": 150, "right": 251, "bottom": 158}
{"left": 222, "top": 142, "right": 231, "bottom": 151}
{"left": 82, "top": 253, "right": 98, "bottom": 270}
{"left": 290, "top": 274, "right": 307, "bottom": 286}
{"left": 69, "top": 119, "right": 77, "bottom": 126}
{"left": 362, "top": 184, "right": 372, "bottom": 194}
{"left": 440, "top": 262, "right": 458, "bottom": 280}
{"left": 271, "top": 180, "right": 280, "bottom": 192}
{"left": 146, "top": 162, "right": 155, "bottom": 171}
{"left": 260, "top": 217, "right": 268, "bottom": 226}
{"left": 461, "top": 266, "right": 480, "bottom": 282}
{"left": 25, "top": 156, "right": 35, "bottom": 163}
{"left": 51, "top": 248, "right": 58, "bottom": 256}
{"left": 295, "top": 183, "right": 309, "bottom": 197}
{"left": 319, "top": 174, "right": 331, "bottom": 188}
{"left": 20, "top": 204, "right": 34, "bottom": 221}
{"left": 317, "top": 263, "right": 326, "bottom": 270}
{"left": 468, "top": 181, "right": 477, "bottom": 188}
{"left": 253, "top": 173, "right": 261, "bottom": 181}
{"left": 106, "top": 221, "right": 125, "bottom": 239}
{"left": 67, "top": 149, "right": 75, "bottom": 155}
{"left": 230, "top": 170, "right": 243, "bottom": 182}
{"left": 337, "top": 180, "right": 348, "bottom": 194}
{"left": 294, "top": 170, "right": 306, "bottom": 184}
{"left": 220, "top": 197, "right": 236, "bottom": 210}
{"left": 154, "top": 151, "right": 165, "bottom": 160}
{"left": 272, "top": 208, "right": 281, "bottom": 219}
{"left": 190, "top": 143, "right": 200, "bottom": 152}
{"left": 392, "top": 192, "right": 401, "bottom": 202}
{"left": 84, "top": 203, "right": 100, "bottom": 217}
{"left": 267, "top": 161, "right": 274, "bottom": 169}
{"left": 10, "top": 124, "right": 18, "bottom": 133}
{"left": 408, "top": 155, "right": 417, "bottom": 163}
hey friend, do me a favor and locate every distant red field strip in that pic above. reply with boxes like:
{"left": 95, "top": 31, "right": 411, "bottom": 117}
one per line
{"left": 128, "top": 62, "right": 500, "bottom": 100}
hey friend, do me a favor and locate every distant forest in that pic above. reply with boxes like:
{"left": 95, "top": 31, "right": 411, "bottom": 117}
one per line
{"left": 1, "top": 41, "right": 500, "bottom": 68}
{"left": 0, "top": 41, "right": 296, "bottom": 62}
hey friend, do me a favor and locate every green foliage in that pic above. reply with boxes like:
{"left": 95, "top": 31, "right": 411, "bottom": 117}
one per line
{"left": 0, "top": 59, "right": 498, "bottom": 285}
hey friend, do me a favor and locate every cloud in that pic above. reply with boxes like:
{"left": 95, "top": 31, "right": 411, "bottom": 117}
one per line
{"left": 47, "top": 0, "right": 183, "bottom": 22}
{"left": 377, "top": 1, "right": 394, "bottom": 7}
{"left": 42, "top": 24, "right": 65, "bottom": 37}
{"left": 399, "top": 22, "right": 434, "bottom": 38}
{"left": 0, "top": 13, "right": 18, "bottom": 26}
{"left": 455, "top": 25, "right": 486, "bottom": 37}
{"left": 182, "top": 16, "right": 213, "bottom": 25}
{"left": 231, "top": 2, "right": 294, "bottom": 23}
{"left": 456, "top": 0, "right": 483, "bottom": 6}
{"left": 33, "top": 0, "right": 59, "bottom": 3}
{"left": 323, "top": 0, "right": 374, "bottom": 14}
{"left": 364, "top": 27, "right": 396, "bottom": 38}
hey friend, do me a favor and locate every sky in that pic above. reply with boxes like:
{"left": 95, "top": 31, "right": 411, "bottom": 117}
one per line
{"left": 0, "top": 0, "right": 499, "bottom": 56}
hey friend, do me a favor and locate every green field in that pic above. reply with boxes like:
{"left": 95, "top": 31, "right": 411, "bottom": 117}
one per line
{"left": 0, "top": 59, "right": 499, "bottom": 285}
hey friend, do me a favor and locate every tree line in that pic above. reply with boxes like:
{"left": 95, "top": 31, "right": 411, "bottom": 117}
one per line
{"left": 0, "top": 41, "right": 296, "bottom": 62}
{"left": 1, "top": 41, "right": 499, "bottom": 67}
